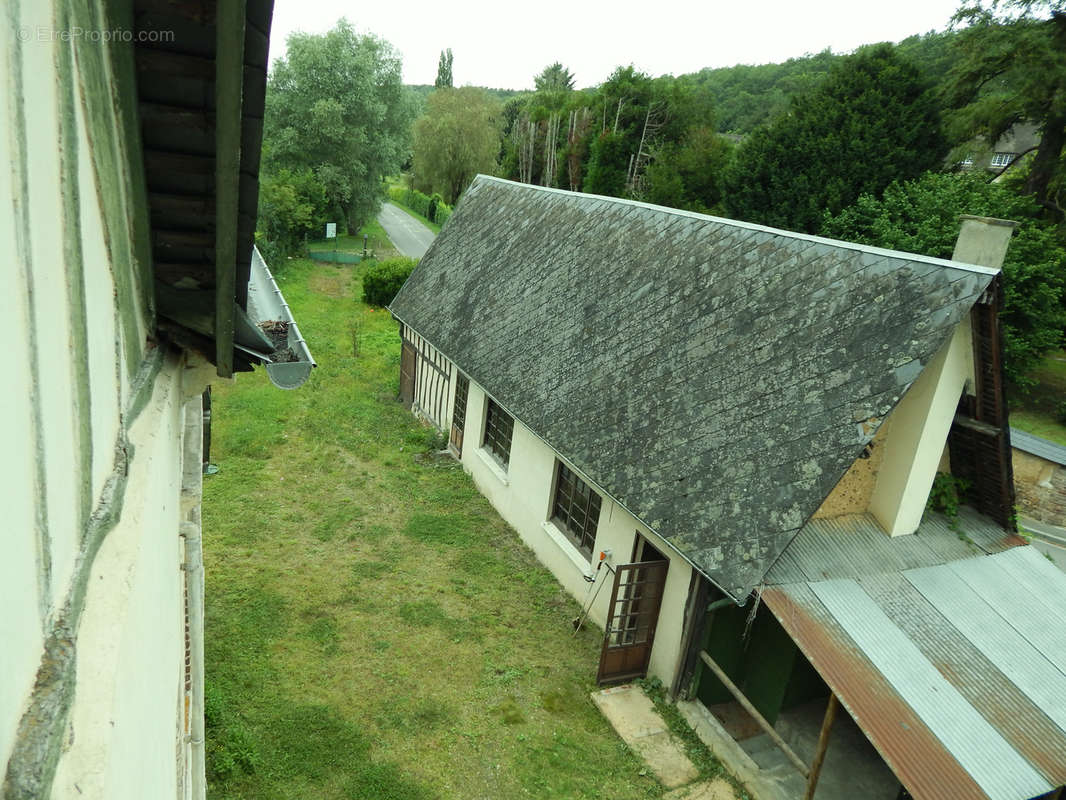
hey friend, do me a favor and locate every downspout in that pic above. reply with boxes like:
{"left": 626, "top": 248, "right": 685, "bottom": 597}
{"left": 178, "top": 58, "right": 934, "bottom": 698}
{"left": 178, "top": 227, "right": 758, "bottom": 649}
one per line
{"left": 181, "top": 519, "right": 206, "bottom": 800}
{"left": 179, "top": 384, "right": 210, "bottom": 800}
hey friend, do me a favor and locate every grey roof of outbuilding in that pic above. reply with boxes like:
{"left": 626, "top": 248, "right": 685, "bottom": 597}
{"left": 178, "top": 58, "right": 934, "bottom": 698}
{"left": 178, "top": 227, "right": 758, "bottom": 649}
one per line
{"left": 389, "top": 176, "right": 998, "bottom": 600}
{"left": 762, "top": 541, "right": 1066, "bottom": 800}
{"left": 1010, "top": 427, "right": 1066, "bottom": 466}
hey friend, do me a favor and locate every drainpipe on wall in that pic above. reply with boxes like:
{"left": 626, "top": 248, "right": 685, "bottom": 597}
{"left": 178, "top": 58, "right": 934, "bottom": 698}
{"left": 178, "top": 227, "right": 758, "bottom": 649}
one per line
{"left": 180, "top": 392, "right": 207, "bottom": 800}
{"left": 181, "top": 519, "right": 206, "bottom": 800}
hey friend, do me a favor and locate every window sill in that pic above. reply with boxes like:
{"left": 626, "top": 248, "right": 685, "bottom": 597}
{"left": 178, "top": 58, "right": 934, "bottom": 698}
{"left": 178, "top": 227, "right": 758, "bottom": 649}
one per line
{"left": 475, "top": 446, "right": 510, "bottom": 486}
{"left": 541, "top": 520, "right": 594, "bottom": 578}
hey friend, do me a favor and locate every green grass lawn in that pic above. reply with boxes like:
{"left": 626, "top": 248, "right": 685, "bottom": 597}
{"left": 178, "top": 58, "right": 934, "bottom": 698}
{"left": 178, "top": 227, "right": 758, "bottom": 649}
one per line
{"left": 202, "top": 256, "right": 674, "bottom": 799}
{"left": 307, "top": 219, "right": 400, "bottom": 255}
{"left": 1010, "top": 350, "right": 1066, "bottom": 447}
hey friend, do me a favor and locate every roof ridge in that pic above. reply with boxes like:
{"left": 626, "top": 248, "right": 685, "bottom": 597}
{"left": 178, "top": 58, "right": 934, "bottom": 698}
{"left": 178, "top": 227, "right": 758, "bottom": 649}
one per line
{"left": 470, "top": 175, "right": 1001, "bottom": 277}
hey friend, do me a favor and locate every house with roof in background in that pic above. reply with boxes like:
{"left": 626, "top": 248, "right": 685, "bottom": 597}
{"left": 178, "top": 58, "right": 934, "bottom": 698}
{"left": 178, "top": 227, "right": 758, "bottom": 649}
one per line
{"left": 389, "top": 176, "right": 1066, "bottom": 800}
{"left": 2, "top": 1, "right": 311, "bottom": 799}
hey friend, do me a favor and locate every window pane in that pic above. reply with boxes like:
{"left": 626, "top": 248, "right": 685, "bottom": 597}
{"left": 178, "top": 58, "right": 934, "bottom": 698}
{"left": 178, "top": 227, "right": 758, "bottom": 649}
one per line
{"left": 551, "top": 460, "right": 601, "bottom": 559}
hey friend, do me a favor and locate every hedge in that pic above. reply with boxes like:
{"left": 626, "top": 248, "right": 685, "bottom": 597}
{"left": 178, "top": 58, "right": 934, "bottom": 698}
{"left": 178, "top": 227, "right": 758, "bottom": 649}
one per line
{"left": 388, "top": 185, "right": 453, "bottom": 225}
{"left": 362, "top": 257, "right": 418, "bottom": 307}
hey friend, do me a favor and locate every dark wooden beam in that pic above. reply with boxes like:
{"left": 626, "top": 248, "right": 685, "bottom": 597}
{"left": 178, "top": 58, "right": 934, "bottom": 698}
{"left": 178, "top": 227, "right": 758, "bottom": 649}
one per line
{"left": 213, "top": 0, "right": 245, "bottom": 377}
{"left": 803, "top": 693, "right": 839, "bottom": 800}
{"left": 699, "top": 650, "right": 810, "bottom": 778}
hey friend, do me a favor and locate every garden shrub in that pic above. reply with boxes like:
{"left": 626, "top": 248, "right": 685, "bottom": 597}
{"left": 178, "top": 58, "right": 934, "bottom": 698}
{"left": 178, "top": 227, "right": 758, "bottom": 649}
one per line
{"left": 363, "top": 257, "right": 418, "bottom": 307}
{"left": 403, "top": 188, "right": 432, "bottom": 219}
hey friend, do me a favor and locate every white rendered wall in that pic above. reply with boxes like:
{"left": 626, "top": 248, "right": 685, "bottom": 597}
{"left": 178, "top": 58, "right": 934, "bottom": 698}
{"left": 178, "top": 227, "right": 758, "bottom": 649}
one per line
{"left": 457, "top": 379, "right": 693, "bottom": 686}
{"left": 2, "top": 0, "right": 191, "bottom": 795}
{"left": 50, "top": 360, "right": 187, "bottom": 800}
{"left": 0, "top": 2, "right": 42, "bottom": 770}
{"left": 868, "top": 319, "right": 974, "bottom": 536}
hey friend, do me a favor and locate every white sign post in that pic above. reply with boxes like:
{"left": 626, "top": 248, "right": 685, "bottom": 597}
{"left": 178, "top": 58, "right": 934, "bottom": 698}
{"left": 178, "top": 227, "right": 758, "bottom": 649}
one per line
{"left": 325, "top": 222, "right": 337, "bottom": 261}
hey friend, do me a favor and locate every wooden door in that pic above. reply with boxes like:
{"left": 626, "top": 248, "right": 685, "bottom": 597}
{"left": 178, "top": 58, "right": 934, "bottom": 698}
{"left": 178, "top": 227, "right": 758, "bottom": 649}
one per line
{"left": 597, "top": 559, "right": 669, "bottom": 684}
{"left": 449, "top": 374, "right": 469, "bottom": 455}
{"left": 400, "top": 340, "right": 416, "bottom": 409}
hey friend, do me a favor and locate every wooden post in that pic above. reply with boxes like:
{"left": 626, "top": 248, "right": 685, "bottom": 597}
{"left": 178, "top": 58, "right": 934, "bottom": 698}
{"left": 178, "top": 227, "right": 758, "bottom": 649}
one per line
{"left": 803, "top": 693, "right": 839, "bottom": 800}
{"left": 213, "top": 0, "right": 246, "bottom": 378}
{"left": 699, "top": 651, "right": 810, "bottom": 778}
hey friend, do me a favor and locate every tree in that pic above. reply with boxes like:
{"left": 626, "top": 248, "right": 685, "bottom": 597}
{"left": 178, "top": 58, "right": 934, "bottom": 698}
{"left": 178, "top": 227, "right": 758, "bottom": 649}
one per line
{"left": 264, "top": 20, "right": 416, "bottom": 232}
{"left": 412, "top": 87, "right": 500, "bottom": 204}
{"left": 722, "top": 44, "right": 947, "bottom": 233}
{"left": 583, "top": 132, "right": 630, "bottom": 196}
{"left": 822, "top": 171, "right": 1066, "bottom": 384}
{"left": 435, "top": 48, "right": 454, "bottom": 89}
{"left": 644, "top": 127, "right": 733, "bottom": 212}
{"left": 945, "top": 1, "right": 1066, "bottom": 216}
{"left": 257, "top": 168, "right": 330, "bottom": 256}
{"left": 530, "top": 63, "right": 575, "bottom": 188}
{"left": 534, "top": 62, "right": 575, "bottom": 93}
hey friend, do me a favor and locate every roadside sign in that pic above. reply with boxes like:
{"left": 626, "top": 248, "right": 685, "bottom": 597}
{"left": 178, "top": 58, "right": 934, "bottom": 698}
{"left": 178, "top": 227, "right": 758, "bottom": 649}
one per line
{"left": 325, "top": 222, "right": 337, "bottom": 239}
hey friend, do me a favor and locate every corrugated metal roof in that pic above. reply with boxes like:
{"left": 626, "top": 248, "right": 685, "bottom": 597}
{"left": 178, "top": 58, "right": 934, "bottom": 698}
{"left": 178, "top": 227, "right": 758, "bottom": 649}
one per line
{"left": 812, "top": 579, "right": 1051, "bottom": 800}
{"left": 764, "top": 545, "right": 1066, "bottom": 800}
{"left": 763, "top": 507, "right": 1021, "bottom": 585}
{"left": 906, "top": 557, "right": 1066, "bottom": 735}
{"left": 763, "top": 584, "right": 987, "bottom": 800}
{"left": 1010, "top": 427, "right": 1066, "bottom": 466}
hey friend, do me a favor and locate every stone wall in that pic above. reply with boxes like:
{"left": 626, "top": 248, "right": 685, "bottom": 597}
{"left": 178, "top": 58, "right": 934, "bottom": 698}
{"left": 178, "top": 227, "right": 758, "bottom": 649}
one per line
{"left": 1013, "top": 449, "right": 1066, "bottom": 528}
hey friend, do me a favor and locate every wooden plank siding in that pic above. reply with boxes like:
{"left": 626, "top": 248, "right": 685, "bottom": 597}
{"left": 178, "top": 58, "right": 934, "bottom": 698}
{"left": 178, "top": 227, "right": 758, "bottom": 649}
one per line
{"left": 400, "top": 325, "right": 453, "bottom": 432}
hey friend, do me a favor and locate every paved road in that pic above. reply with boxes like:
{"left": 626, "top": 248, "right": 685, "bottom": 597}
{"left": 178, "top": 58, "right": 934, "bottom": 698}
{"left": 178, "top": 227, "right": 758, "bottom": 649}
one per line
{"left": 1032, "top": 537, "right": 1066, "bottom": 572}
{"left": 1022, "top": 516, "right": 1066, "bottom": 572}
{"left": 377, "top": 201, "right": 436, "bottom": 259}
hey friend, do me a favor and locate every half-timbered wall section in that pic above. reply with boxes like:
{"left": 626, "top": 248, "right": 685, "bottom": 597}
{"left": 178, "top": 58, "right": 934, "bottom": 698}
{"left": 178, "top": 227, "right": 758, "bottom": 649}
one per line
{"left": 400, "top": 324, "right": 453, "bottom": 432}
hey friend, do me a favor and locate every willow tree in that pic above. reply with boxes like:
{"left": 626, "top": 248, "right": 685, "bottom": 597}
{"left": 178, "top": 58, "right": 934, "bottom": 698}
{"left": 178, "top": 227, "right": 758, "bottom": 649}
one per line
{"left": 264, "top": 20, "right": 416, "bottom": 231}
{"left": 412, "top": 87, "right": 500, "bottom": 204}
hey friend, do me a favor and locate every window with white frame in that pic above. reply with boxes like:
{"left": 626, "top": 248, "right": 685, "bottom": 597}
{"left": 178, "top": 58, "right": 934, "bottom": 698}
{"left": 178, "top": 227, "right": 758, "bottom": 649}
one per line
{"left": 990, "top": 152, "right": 1014, "bottom": 168}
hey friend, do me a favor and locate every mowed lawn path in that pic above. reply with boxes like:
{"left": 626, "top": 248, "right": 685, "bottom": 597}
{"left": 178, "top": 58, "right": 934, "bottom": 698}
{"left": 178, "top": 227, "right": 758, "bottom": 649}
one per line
{"left": 202, "top": 257, "right": 664, "bottom": 799}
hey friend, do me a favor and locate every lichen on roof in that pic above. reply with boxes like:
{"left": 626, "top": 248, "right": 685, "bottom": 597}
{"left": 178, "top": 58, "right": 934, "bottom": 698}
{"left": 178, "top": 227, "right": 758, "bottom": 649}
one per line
{"left": 390, "top": 176, "right": 997, "bottom": 600}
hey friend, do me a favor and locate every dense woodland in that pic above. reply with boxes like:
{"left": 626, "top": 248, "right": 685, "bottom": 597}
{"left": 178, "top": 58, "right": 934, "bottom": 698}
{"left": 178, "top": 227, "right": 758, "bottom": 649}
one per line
{"left": 257, "top": 2, "right": 1066, "bottom": 386}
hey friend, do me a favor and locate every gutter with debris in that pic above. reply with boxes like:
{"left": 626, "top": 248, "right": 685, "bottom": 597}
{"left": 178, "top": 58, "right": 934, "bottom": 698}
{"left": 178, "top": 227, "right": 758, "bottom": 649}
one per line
{"left": 244, "top": 246, "right": 316, "bottom": 389}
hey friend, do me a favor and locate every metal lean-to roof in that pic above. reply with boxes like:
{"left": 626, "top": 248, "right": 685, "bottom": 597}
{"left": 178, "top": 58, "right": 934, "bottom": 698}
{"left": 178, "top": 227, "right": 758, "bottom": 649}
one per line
{"left": 390, "top": 175, "right": 998, "bottom": 599}
{"left": 1010, "top": 427, "right": 1066, "bottom": 467}
{"left": 763, "top": 531, "right": 1066, "bottom": 800}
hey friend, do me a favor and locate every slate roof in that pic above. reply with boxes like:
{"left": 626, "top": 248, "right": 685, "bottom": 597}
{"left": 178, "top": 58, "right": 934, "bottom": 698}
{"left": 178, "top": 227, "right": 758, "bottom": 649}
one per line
{"left": 389, "top": 176, "right": 998, "bottom": 600}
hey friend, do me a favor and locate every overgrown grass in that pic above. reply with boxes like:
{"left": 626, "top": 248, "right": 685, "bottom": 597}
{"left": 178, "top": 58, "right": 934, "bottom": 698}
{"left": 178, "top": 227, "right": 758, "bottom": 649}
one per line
{"left": 1010, "top": 350, "right": 1066, "bottom": 446}
{"left": 638, "top": 679, "right": 750, "bottom": 800}
{"left": 203, "top": 253, "right": 663, "bottom": 799}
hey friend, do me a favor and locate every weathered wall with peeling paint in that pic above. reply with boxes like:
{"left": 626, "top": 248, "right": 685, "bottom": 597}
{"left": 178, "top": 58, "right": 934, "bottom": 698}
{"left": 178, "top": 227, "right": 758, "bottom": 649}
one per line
{"left": 814, "top": 319, "right": 977, "bottom": 534}
{"left": 2, "top": 0, "right": 204, "bottom": 796}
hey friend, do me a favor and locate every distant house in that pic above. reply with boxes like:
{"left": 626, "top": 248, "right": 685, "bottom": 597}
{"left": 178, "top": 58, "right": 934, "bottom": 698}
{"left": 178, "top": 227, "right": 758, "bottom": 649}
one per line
{"left": 390, "top": 176, "right": 1066, "bottom": 799}
{"left": 959, "top": 122, "right": 1040, "bottom": 174}
{"left": 3, "top": 2, "right": 311, "bottom": 799}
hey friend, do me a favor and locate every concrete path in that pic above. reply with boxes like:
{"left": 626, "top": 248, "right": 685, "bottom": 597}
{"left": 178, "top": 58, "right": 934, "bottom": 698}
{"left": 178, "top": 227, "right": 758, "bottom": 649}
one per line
{"left": 377, "top": 201, "right": 436, "bottom": 259}
{"left": 591, "top": 685, "right": 701, "bottom": 790}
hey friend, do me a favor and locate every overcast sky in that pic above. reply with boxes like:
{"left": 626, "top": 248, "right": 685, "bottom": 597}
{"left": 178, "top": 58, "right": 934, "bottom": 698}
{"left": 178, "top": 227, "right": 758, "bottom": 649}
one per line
{"left": 267, "top": 0, "right": 966, "bottom": 90}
